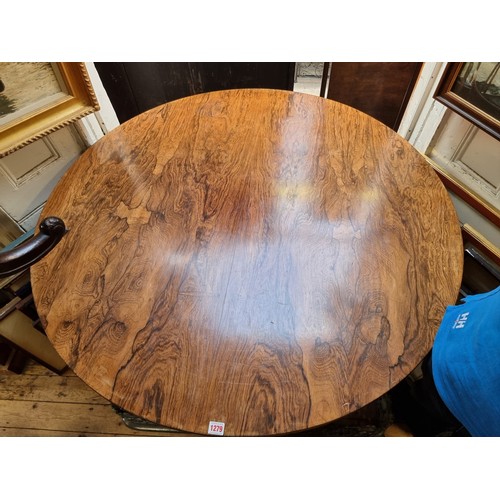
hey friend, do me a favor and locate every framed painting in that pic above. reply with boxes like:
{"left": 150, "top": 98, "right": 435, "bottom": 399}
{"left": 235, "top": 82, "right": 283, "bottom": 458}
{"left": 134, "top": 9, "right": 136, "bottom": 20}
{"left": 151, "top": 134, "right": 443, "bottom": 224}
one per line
{"left": 0, "top": 62, "right": 99, "bottom": 157}
{"left": 434, "top": 62, "right": 500, "bottom": 141}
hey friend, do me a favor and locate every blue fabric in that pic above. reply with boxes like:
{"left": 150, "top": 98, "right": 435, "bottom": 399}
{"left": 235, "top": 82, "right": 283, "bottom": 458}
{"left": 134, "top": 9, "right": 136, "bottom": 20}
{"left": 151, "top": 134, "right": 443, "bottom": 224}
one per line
{"left": 432, "top": 285, "right": 500, "bottom": 437}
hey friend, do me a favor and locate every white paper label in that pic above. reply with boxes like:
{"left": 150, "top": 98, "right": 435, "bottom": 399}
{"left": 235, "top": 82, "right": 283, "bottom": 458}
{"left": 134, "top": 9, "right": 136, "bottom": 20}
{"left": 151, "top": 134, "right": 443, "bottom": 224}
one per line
{"left": 208, "top": 421, "right": 225, "bottom": 436}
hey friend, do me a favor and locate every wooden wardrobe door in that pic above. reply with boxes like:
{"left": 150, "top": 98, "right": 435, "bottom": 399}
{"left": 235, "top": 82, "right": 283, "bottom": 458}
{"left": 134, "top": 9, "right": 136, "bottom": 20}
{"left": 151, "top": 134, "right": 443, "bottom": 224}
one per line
{"left": 325, "top": 62, "right": 422, "bottom": 130}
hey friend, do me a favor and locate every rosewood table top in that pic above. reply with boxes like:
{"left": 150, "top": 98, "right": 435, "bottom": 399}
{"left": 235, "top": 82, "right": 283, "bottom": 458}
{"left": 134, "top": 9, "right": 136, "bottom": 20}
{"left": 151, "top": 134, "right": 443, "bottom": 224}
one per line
{"left": 31, "top": 89, "right": 463, "bottom": 436}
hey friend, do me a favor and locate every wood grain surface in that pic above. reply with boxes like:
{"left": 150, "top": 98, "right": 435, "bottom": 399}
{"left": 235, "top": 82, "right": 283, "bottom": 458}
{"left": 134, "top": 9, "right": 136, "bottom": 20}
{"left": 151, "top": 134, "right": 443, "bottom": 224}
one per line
{"left": 31, "top": 89, "right": 463, "bottom": 436}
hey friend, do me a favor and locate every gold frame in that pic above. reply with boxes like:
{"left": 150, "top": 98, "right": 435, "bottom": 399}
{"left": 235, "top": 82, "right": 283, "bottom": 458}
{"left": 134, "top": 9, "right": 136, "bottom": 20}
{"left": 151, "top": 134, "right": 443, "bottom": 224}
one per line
{"left": 0, "top": 62, "right": 99, "bottom": 157}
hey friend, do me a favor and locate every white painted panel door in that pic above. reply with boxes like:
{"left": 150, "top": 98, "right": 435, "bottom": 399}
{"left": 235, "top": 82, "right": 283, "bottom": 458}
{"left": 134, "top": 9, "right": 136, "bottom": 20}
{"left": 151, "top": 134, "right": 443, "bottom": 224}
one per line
{"left": 0, "top": 125, "right": 85, "bottom": 232}
{"left": 427, "top": 111, "right": 500, "bottom": 211}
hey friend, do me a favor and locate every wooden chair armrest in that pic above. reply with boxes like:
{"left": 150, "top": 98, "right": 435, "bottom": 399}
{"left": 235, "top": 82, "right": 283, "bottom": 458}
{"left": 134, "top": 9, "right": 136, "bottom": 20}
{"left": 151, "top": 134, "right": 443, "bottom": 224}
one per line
{"left": 0, "top": 217, "right": 67, "bottom": 278}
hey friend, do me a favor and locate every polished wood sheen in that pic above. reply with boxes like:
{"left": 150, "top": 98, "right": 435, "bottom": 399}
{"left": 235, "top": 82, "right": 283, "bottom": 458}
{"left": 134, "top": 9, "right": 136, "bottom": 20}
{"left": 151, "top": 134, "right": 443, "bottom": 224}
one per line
{"left": 31, "top": 89, "right": 463, "bottom": 436}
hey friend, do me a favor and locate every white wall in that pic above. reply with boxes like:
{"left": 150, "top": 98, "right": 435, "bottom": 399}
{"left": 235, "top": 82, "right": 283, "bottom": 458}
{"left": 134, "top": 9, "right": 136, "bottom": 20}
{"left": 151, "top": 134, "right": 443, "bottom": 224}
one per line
{"left": 74, "top": 63, "right": 120, "bottom": 145}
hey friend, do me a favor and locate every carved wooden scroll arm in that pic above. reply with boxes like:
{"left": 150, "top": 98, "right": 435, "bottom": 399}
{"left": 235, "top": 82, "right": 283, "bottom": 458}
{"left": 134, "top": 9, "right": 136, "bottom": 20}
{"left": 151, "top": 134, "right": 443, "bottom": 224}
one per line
{"left": 0, "top": 217, "right": 67, "bottom": 278}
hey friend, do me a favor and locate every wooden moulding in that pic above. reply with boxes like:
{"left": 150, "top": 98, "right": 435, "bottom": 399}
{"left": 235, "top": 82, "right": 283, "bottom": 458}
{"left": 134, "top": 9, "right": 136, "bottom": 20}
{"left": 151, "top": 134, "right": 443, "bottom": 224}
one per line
{"left": 0, "top": 62, "right": 100, "bottom": 158}
{"left": 462, "top": 224, "right": 500, "bottom": 267}
{"left": 430, "top": 160, "right": 500, "bottom": 228}
{"left": 434, "top": 62, "right": 500, "bottom": 142}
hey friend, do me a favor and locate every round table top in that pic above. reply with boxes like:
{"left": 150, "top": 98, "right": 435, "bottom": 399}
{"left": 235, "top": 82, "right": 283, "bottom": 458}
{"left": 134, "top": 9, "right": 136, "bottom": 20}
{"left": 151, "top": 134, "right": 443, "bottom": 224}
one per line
{"left": 31, "top": 89, "right": 463, "bottom": 436}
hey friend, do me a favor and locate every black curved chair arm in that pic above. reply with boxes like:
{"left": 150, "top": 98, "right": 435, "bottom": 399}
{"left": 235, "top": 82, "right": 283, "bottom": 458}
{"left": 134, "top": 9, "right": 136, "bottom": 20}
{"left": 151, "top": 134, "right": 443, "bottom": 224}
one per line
{"left": 0, "top": 217, "right": 67, "bottom": 278}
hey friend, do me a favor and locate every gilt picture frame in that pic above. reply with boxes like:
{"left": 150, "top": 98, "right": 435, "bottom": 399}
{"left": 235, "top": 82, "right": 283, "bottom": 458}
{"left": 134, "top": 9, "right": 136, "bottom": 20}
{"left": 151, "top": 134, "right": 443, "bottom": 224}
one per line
{"left": 0, "top": 62, "right": 100, "bottom": 157}
{"left": 434, "top": 62, "right": 500, "bottom": 141}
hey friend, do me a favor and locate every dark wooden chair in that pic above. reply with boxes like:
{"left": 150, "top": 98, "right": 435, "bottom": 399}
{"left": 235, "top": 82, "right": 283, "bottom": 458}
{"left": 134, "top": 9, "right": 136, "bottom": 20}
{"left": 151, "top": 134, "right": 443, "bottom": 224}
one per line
{"left": 0, "top": 217, "right": 67, "bottom": 374}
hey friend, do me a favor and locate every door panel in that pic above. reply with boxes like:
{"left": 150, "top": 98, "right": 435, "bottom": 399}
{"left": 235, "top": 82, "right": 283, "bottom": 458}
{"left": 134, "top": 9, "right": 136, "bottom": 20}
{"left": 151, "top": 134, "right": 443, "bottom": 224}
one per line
{"left": 0, "top": 125, "right": 85, "bottom": 230}
{"left": 94, "top": 62, "right": 296, "bottom": 123}
{"left": 427, "top": 111, "right": 500, "bottom": 212}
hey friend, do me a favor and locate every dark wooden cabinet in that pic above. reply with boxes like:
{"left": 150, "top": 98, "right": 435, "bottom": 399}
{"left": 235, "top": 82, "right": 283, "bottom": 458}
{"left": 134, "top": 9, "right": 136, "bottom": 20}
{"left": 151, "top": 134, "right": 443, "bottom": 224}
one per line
{"left": 95, "top": 62, "right": 295, "bottom": 123}
{"left": 325, "top": 62, "right": 422, "bottom": 130}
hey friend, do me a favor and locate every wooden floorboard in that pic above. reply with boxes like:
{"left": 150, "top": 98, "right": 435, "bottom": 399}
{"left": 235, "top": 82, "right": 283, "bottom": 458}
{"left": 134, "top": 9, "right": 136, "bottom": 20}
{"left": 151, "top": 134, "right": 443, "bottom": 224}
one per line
{"left": 0, "top": 427, "right": 187, "bottom": 437}
{"left": 1, "top": 400, "right": 172, "bottom": 436}
{"left": 0, "top": 360, "right": 195, "bottom": 437}
{"left": 0, "top": 373, "right": 109, "bottom": 404}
